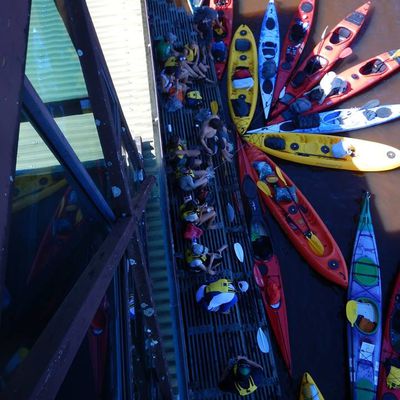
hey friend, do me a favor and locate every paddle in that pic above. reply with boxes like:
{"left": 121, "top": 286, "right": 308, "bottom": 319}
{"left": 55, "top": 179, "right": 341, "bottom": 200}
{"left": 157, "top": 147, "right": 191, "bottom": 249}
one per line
{"left": 227, "top": 202, "right": 235, "bottom": 222}
{"left": 346, "top": 300, "right": 358, "bottom": 327}
{"left": 257, "top": 328, "right": 270, "bottom": 353}
{"left": 360, "top": 99, "right": 380, "bottom": 111}
{"left": 274, "top": 166, "right": 324, "bottom": 256}
{"left": 234, "top": 242, "right": 244, "bottom": 262}
{"left": 211, "top": 100, "right": 219, "bottom": 115}
{"left": 256, "top": 180, "right": 324, "bottom": 256}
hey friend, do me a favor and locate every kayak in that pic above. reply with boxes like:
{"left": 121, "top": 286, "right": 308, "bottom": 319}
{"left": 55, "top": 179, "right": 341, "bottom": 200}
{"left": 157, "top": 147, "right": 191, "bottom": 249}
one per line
{"left": 239, "top": 137, "right": 348, "bottom": 288}
{"left": 259, "top": 0, "right": 280, "bottom": 119}
{"left": 272, "top": 0, "right": 316, "bottom": 110}
{"left": 270, "top": 49, "right": 400, "bottom": 124}
{"left": 244, "top": 132, "right": 400, "bottom": 172}
{"left": 377, "top": 271, "right": 400, "bottom": 399}
{"left": 249, "top": 103, "right": 400, "bottom": 134}
{"left": 269, "top": 1, "right": 371, "bottom": 121}
{"left": 299, "top": 372, "right": 325, "bottom": 400}
{"left": 238, "top": 136, "right": 292, "bottom": 373}
{"left": 227, "top": 24, "right": 258, "bottom": 135}
{"left": 347, "top": 192, "right": 381, "bottom": 400}
{"left": 209, "top": 0, "right": 233, "bottom": 79}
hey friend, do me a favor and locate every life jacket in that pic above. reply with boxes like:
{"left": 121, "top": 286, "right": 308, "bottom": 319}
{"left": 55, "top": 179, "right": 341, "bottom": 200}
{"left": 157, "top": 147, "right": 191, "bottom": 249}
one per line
{"left": 185, "top": 248, "right": 207, "bottom": 263}
{"left": 234, "top": 377, "right": 258, "bottom": 396}
{"left": 180, "top": 201, "right": 199, "bottom": 222}
{"left": 184, "top": 45, "right": 197, "bottom": 63}
{"left": 175, "top": 168, "right": 195, "bottom": 179}
{"left": 205, "top": 279, "right": 234, "bottom": 294}
{"left": 164, "top": 56, "right": 179, "bottom": 68}
{"left": 387, "top": 365, "right": 400, "bottom": 389}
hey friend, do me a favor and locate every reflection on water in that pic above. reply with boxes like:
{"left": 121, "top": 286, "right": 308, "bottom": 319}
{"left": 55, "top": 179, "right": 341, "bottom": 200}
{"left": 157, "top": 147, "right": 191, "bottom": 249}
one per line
{"left": 236, "top": 0, "right": 400, "bottom": 398}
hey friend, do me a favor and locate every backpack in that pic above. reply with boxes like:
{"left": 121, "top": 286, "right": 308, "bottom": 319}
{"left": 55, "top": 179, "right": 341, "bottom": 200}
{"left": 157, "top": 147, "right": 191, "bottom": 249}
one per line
{"left": 211, "top": 41, "right": 227, "bottom": 62}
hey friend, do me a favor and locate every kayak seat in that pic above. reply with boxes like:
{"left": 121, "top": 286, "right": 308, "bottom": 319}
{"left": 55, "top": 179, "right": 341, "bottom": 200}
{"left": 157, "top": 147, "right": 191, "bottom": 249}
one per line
{"left": 232, "top": 97, "right": 250, "bottom": 117}
{"left": 252, "top": 236, "right": 273, "bottom": 260}
{"left": 291, "top": 70, "right": 307, "bottom": 87}
{"left": 360, "top": 59, "right": 387, "bottom": 75}
{"left": 304, "top": 55, "right": 328, "bottom": 75}
{"left": 235, "top": 38, "right": 251, "bottom": 52}
{"left": 266, "top": 17, "right": 276, "bottom": 30}
{"left": 261, "top": 60, "right": 277, "bottom": 79}
{"left": 289, "top": 23, "right": 306, "bottom": 45}
{"left": 293, "top": 113, "right": 321, "bottom": 129}
{"left": 353, "top": 256, "right": 379, "bottom": 286}
{"left": 330, "top": 27, "right": 351, "bottom": 44}
{"left": 264, "top": 137, "right": 286, "bottom": 150}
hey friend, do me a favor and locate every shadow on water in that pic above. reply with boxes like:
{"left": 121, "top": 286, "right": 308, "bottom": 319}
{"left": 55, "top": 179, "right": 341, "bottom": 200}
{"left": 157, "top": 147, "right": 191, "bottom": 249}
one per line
{"left": 223, "top": 0, "right": 400, "bottom": 398}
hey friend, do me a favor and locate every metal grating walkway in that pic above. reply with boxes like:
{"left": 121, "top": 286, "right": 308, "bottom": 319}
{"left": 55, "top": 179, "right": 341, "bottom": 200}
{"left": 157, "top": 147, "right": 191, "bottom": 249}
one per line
{"left": 146, "top": 0, "right": 282, "bottom": 398}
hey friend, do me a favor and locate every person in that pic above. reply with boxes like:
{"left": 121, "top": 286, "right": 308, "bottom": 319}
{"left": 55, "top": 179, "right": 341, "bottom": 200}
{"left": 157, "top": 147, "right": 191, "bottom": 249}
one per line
{"left": 193, "top": 7, "right": 222, "bottom": 63}
{"left": 176, "top": 166, "right": 214, "bottom": 192}
{"left": 199, "top": 115, "right": 234, "bottom": 162}
{"left": 155, "top": 32, "right": 178, "bottom": 64}
{"left": 183, "top": 40, "right": 211, "bottom": 76}
{"left": 166, "top": 134, "right": 202, "bottom": 169}
{"left": 179, "top": 195, "right": 217, "bottom": 228}
{"left": 185, "top": 242, "right": 227, "bottom": 275}
{"left": 218, "top": 356, "right": 264, "bottom": 396}
{"left": 195, "top": 279, "right": 249, "bottom": 314}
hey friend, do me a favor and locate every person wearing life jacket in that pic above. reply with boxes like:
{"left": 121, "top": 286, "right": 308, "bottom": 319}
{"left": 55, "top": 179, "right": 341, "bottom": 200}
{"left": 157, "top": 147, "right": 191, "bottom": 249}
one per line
{"left": 185, "top": 242, "right": 227, "bottom": 275}
{"left": 195, "top": 279, "right": 249, "bottom": 313}
{"left": 384, "top": 358, "right": 400, "bottom": 389}
{"left": 175, "top": 166, "right": 213, "bottom": 192}
{"left": 183, "top": 40, "right": 212, "bottom": 78}
{"left": 166, "top": 135, "right": 202, "bottom": 169}
{"left": 179, "top": 195, "right": 217, "bottom": 229}
{"left": 218, "top": 356, "right": 264, "bottom": 396}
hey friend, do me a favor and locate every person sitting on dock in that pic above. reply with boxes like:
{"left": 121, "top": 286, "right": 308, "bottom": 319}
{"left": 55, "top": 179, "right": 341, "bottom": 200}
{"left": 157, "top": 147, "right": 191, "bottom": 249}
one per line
{"left": 176, "top": 166, "right": 214, "bottom": 192}
{"left": 199, "top": 115, "right": 234, "bottom": 162}
{"left": 218, "top": 356, "right": 264, "bottom": 396}
{"left": 179, "top": 195, "right": 217, "bottom": 229}
{"left": 166, "top": 134, "right": 203, "bottom": 169}
{"left": 195, "top": 279, "right": 249, "bottom": 314}
{"left": 185, "top": 242, "right": 228, "bottom": 275}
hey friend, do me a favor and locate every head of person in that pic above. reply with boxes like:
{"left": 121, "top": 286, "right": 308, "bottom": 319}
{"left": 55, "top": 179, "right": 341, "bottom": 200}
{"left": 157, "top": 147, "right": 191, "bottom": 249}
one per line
{"left": 192, "top": 243, "right": 208, "bottom": 256}
{"left": 168, "top": 134, "right": 181, "bottom": 147}
{"left": 235, "top": 360, "right": 251, "bottom": 380}
{"left": 237, "top": 281, "right": 249, "bottom": 293}
{"left": 209, "top": 118, "right": 224, "bottom": 130}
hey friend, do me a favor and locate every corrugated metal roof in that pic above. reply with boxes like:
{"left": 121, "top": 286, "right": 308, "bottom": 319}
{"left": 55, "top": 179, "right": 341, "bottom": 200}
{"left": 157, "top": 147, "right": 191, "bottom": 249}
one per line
{"left": 86, "top": 0, "right": 154, "bottom": 142}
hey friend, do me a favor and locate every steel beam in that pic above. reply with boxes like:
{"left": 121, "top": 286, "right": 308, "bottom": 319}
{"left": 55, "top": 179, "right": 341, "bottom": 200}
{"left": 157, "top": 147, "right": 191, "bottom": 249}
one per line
{"left": 0, "top": 0, "right": 32, "bottom": 325}
{"left": 0, "top": 176, "right": 155, "bottom": 400}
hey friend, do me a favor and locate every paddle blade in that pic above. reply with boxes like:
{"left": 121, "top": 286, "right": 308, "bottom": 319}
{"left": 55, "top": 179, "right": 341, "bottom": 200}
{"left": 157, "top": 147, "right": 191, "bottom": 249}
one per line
{"left": 257, "top": 328, "right": 270, "bottom": 353}
{"left": 234, "top": 242, "right": 244, "bottom": 262}
{"left": 275, "top": 166, "right": 288, "bottom": 186}
{"left": 339, "top": 47, "right": 353, "bottom": 59}
{"left": 305, "top": 231, "right": 325, "bottom": 256}
{"left": 390, "top": 49, "right": 400, "bottom": 60}
{"left": 211, "top": 100, "right": 219, "bottom": 115}
{"left": 320, "top": 25, "right": 329, "bottom": 40}
{"left": 253, "top": 265, "right": 265, "bottom": 288}
{"left": 346, "top": 300, "right": 358, "bottom": 327}
{"left": 256, "top": 181, "right": 272, "bottom": 197}
{"left": 227, "top": 202, "right": 235, "bottom": 222}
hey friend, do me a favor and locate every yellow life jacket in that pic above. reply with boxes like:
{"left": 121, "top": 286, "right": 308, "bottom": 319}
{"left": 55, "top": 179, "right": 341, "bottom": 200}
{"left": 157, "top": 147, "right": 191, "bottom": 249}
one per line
{"left": 205, "top": 279, "right": 234, "bottom": 294}
{"left": 185, "top": 45, "right": 197, "bottom": 62}
{"left": 164, "top": 56, "right": 178, "bottom": 67}
{"left": 234, "top": 377, "right": 257, "bottom": 396}
{"left": 175, "top": 168, "right": 194, "bottom": 179}
{"left": 185, "top": 248, "right": 207, "bottom": 264}
{"left": 387, "top": 365, "right": 400, "bottom": 389}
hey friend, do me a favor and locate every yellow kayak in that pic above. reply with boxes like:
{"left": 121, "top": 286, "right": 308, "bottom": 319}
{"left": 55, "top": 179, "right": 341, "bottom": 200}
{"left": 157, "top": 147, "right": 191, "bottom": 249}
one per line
{"left": 227, "top": 24, "right": 258, "bottom": 135}
{"left": 245, "top": 132, "right": 400, "bottom": 172}
{"left": 299, "top": 372, "right": 325, "bottom": 400}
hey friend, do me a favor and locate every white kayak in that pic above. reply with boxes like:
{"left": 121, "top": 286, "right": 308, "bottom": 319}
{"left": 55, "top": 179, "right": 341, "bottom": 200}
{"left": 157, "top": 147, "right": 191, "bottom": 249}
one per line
{"left": 248, "top": 104, "right": 400, "bottom": 134}
{"left": 259, "top": 0, "right": 280, "bottom": 120}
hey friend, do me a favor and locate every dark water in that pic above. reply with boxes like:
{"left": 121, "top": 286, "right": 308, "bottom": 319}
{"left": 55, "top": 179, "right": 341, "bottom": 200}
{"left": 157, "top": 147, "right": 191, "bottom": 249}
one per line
{"left": 231, "top": 0, "right": 400, "bottom": 398}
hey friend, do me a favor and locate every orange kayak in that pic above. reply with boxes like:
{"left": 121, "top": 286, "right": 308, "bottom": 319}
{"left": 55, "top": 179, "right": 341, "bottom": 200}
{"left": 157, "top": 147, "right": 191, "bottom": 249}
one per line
{"left": 239, "top": 138, "right": 348, "bottom": 288}
{"left": 270, "top": 1, "right": 371, "bottom": 121}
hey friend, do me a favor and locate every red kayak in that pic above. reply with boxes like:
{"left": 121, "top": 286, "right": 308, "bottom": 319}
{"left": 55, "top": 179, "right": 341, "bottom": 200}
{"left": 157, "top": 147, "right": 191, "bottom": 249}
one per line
{"left": 269, "top": 1, "right": 371, "bottom": 121}
{"left": 271, "top": 0, "right": 316, "bottom": 110}
{"left": 239, "top": 137, "right": 348, "bottom": 288}
{"left": 378, "top": 271, "right": 400, "bottom": 399}
{"left": 271, "top": 49, "right": 400, "bottom": 123}
{"left": 238, "top": 136, "right": 292, "bottom": 373}
{"left": 209, "top": 0, "right": 233, "bottom": 80}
